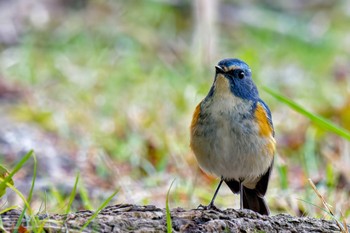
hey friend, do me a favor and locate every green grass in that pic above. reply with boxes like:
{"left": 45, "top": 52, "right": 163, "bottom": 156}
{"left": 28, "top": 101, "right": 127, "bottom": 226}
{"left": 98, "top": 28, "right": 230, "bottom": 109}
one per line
{"left": 0, "top": 151, "right": 33, "bottom": 199}
{"left": 79, "top": 180, "right": 94, "bottom": 211}
{"left": 80, "top": 188, "right": 119, "bottom": 232}
{"left": 264, "top": 87, "right": 350, "bottom": 140}
{"left": 0, "top": 151, "right": 35, "bottom": 214}
{"left": 65, "top": 173, "right": 80, "bottom": 215}
{"left": 0, "top": 149, "right": 120, "bottom": 232}
{"left": 0, "top": 150, "right": 37, "bottom": 232}
{"left": 264, "top": 87, "right": 350, "bottom": 218}
{"left": 0, "top": 165, "right": 14, "bottom": 198}
{"left": 166, "top": 179, "right": 176, "bottom": 233}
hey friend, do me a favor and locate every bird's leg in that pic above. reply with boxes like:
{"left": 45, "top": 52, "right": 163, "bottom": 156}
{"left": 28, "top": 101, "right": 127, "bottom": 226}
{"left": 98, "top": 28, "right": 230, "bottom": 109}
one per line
{"left": 197, "top": 177, "right": 223, "bottom": 210}
{"left": 208, "top": 178, "right": 223, "bottom": 208}
{"left": 239, "top": 180, "right": 243, "bottom": 210}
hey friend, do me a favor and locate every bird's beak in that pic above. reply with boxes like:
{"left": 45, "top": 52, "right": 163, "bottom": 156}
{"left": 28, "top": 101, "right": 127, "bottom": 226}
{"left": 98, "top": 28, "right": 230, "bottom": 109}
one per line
{"left": 215, "top": 65, "right": 225, "bottom": 74}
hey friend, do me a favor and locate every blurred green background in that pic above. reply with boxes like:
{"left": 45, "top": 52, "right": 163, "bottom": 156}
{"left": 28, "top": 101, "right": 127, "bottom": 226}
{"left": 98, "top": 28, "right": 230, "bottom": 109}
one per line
{"left": 1, "top": 0, "right": 350, "bottom": 220}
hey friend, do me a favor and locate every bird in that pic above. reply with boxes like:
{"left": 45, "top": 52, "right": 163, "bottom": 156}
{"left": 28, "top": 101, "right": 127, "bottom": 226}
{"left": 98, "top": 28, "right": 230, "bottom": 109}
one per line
{"left": 190, "top": 58, "right": 275, "bottom": 215}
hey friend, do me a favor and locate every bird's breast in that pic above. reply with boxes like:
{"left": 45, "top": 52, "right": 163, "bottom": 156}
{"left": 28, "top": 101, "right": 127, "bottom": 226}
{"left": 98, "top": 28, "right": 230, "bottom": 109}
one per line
{"left": 190, "top": 95, "right": 274, "bottom": 186}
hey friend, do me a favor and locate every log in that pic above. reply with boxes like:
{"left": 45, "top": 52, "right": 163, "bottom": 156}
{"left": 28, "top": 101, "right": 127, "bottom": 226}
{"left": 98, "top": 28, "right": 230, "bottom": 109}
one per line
{"left": 0, "top": 204, "right": 343, "bottom": 232}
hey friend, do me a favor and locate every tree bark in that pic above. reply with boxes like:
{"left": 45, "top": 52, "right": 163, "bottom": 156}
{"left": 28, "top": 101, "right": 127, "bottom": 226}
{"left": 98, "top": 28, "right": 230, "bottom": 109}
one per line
{"left": 0, "top": 204, "right": 344, "bottom": 232}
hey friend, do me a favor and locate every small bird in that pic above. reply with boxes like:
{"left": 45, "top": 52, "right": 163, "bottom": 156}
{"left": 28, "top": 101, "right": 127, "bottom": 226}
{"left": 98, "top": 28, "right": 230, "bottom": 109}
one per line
{"left": 190, "top": 58, "right": 275, "bottom": 215}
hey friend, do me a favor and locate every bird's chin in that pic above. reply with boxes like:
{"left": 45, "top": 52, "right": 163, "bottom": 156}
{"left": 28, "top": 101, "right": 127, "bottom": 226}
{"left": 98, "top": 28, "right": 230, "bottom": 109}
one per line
{"left": 215, "top": 74, "right": 231, "bottom": 94}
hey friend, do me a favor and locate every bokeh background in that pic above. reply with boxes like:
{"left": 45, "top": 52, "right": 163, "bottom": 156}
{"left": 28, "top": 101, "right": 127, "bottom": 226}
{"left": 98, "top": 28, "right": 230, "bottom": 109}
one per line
{"left": 1, "top": 0, "right": 350, "bottom": 219}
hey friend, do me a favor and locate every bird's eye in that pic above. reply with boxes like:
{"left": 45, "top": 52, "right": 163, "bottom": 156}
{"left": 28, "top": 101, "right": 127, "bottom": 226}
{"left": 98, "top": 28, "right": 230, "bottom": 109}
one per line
{"left": 226, "top": 69, "right": 246, "bottom": 79}
{"left": 237, "top": 70, "right": 245, "bottom": 79}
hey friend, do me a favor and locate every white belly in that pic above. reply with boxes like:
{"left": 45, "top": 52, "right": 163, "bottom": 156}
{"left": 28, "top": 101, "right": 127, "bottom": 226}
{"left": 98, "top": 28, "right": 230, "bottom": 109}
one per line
{"left": 191, "top": 95, "right": 274, "bottom": 188}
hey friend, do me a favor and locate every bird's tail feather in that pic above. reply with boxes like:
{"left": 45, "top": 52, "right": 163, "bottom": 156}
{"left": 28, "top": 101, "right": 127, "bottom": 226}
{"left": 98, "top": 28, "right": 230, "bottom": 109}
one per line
{"left": 242, "top": 187, "right": 270, "bottom": 215}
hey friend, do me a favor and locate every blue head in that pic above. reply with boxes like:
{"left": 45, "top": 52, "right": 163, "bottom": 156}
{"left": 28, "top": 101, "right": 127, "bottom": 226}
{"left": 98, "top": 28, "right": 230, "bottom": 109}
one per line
{"left": 210, "top": 58, "right": 259, "bottom": 101}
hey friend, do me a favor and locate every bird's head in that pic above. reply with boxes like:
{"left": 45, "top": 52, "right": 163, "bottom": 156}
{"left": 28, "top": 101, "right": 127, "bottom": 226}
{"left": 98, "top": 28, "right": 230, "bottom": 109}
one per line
{"left": 212, "top": 58, "right": 259, "bottom": 101}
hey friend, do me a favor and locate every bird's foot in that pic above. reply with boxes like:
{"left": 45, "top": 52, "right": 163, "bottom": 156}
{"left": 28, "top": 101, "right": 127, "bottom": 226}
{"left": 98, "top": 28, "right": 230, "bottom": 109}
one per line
{"left": 196, "top": 203, "right": 220, "bottom": 211}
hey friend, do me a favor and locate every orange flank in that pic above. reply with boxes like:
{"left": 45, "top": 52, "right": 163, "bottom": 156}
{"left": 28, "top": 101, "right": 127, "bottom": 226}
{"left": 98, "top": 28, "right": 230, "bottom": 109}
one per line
{"left": 254, "top": 103, "right": 273, "bottom": 137}
{"left": 191, "top": 103, "right": 201, "bottom": 130}
{"left": 266, "top": 139, "right": 276, "bottom": 156}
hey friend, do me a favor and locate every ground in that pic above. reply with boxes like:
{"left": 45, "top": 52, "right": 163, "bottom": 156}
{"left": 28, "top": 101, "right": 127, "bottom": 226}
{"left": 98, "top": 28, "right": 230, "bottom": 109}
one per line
{"left": 0, "top": 204, "right": 344, "bottom": 233}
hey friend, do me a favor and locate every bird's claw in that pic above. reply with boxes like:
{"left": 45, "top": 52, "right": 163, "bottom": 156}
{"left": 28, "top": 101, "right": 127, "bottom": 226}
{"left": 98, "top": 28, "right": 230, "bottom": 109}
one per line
{"left": 196, "top": 203, "right": 220, "bottom": 211}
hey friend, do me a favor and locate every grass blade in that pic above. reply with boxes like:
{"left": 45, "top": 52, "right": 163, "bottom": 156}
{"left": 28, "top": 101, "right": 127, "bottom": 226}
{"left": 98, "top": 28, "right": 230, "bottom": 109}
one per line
{"left": 0, "top": 206, "right": 19, "bottom": 215}
{"left": 308, "top": 179, "right": 347, "bottom": 233}
{"left": 0, "top": 150, "right": 33, "bottom": 193}
{"left": 0, "top": 180, "right": 31, "bottom": 211}
{"left": 27, "top": 152, "right": 37, "bottom": 213}
{"left": 79, "top": 180, "right": 93, "bottom": 210}
{"left": 65, "top": 173, "right": 80, "bottom": 215}
{"left": 263, "top": 87, "right": 350, "bottom": 140}
{"left": 277, "top": 163, "right": 288, "bottom": 190}
{"left": 166, "top": 179, "right": 176, "bottom": 233}
{"left": 0, "top": 217, "right": 3, "bottom": 232}
{"left": 14, "top": 150, "right": 37, "bottom": 233}
{"left": 80, "top": 188, "right": 119, "bottom": 232}
{"left": 0, "top": 165, "right": 14, "bottom": 198}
